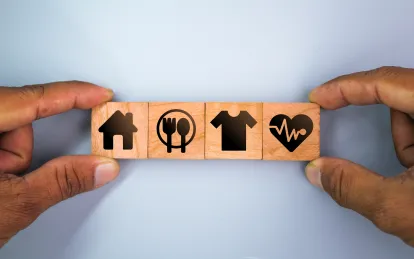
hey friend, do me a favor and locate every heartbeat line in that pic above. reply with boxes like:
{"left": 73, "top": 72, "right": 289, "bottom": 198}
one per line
{"left": 270, "top": 119, "right": 307, "bottom": 142}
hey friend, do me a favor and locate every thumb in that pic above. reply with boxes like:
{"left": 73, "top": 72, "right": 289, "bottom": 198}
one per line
{"left": 305, "top": 157, "right": 386, "bottom": 219}
{"left": 23, "top": 155, "right": 119, "bottom": 211}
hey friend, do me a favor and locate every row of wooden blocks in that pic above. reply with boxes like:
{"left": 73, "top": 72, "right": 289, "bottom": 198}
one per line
{"left": 91, "top": 102, "right": 320, "bottom": 160}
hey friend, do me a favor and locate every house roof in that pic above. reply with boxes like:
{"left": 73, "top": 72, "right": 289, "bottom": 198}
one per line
{"left": 99, "top": 110, "right": 138, "bottom": 133}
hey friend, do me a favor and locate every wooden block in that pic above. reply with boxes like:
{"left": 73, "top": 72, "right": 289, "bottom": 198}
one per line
{"left": 262, "top": 103, "right": 320, "bottom": 161}
{"left": 205, "top": 102, "right": 263, "bottom": 159}
{"left": 91, "top": 102, "right": 148, "bottom": 159}
{"left": 148, "top": 102, "right": 205, "bottom": 159}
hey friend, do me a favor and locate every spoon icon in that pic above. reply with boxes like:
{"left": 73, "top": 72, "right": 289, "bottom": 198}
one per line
{"left": 156, "top": 109, "right": 196, "bottom": 154}
{"left": 177, "top": 118, "right": 190, "bottom": 153}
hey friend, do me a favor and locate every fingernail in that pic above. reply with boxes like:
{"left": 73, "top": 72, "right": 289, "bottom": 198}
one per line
{"left": 308, "top": 91, "right": 315, "bottom": 103}
{"left": 308, "top": 85, "right": 324, "bottom": 103}
{"left": 305, "top": 161, "right": 323, "bottom": 189}
{"left": 94, "top": 160, "right": 119, "bottom": 188}
{"left": 308, "top": 91, "right": 324, "bottom": 110}
{"left": 105, "top": 88, "right": 114, "bottom": 98}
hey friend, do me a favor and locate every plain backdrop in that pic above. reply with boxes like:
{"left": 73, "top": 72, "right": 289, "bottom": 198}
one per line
{"left": 1, "top": 1, "right": 414, "bottom": 258}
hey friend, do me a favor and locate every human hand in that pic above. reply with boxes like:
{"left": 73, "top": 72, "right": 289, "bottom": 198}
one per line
{"left": 306, "top": 66, "right": 414, "bottom": 246}
{"left": 0, "top": 81, "right": 120, "bottom": 248}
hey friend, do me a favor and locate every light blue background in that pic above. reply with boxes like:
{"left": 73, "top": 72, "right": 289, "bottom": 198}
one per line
{"left": 1, "top": 0, "right": 414, "bottom": 258}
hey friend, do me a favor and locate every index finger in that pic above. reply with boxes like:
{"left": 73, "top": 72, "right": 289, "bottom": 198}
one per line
{"left": 0, "top": 81, "right": 113, "bottom": 132}
{"left": 309, "top": 66, "right": 414, "bottom": 113}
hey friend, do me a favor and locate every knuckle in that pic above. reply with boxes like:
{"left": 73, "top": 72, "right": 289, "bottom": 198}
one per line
{"left": 324, "top": 163, "right": 353, "bottom": 208}
{"left": 51, "top": 162, "right": 87, "bottom": 200}
{"left": 370, "top": 198, "right": 397, "bottom": 232}
{"left": 22, "top": 156, "right": 32, "bottom": 170}
{"left": 370, "top": 175, "right": 414, "bottom": 235}
{"left": 18, "top": 84, "right": 46, "bottom": 101}
{"left": 13, "top": 195, "right": 42, "bottom": 224}
{"left": 370, "top": 66, "right": 400, "bottom": 77}
{"left": 17, "top": 84, "right": 47, "bottom": 120}
{"left": 0, "top": 178, "right": 42, "bottom": 227}
{"left": 15, "top": 154, "right": 32, "bottom": 173}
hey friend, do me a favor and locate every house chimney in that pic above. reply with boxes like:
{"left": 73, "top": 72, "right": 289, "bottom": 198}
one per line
{"left": 125, "top": 112, "right": 133, "bottom": 124}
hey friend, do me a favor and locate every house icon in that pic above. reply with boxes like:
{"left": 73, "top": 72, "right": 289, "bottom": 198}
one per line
{"left": 98, "top": 110, "right": 138, "bottom": 150}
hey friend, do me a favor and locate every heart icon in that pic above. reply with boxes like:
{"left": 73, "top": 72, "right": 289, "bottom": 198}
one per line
{"left": 269, "top": 114, "right": 313, "bottom": 152}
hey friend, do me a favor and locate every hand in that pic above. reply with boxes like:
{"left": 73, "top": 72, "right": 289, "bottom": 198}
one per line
{"left": 0, "top": 81, "right": 120, "bottom": 248}
{"left": 306, "top": 66, "right": 414, "bottom": 246}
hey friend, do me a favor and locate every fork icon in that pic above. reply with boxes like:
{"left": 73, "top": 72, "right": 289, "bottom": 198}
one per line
{"left": 162, "top": 118, "right": 176, "bottom": 153}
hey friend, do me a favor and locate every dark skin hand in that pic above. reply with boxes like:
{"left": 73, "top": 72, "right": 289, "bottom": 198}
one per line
{"left": 0, "top": 81, "right": 120, "bottom": 248}
{"left": 2, "top": 68, "right": 414, "bottom": 249}
{"left": 306, "top": 66, "right": 414, "bottom": 247}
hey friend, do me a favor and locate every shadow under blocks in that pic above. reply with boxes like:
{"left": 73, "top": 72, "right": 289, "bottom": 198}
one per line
{"left": 91, "top": 102, "right": 320, "bottom": 161}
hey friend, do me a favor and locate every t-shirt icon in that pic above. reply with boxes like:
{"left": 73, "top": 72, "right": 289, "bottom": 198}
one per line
{"left": 210, "top": 111, "right": 257, "bottom": 151}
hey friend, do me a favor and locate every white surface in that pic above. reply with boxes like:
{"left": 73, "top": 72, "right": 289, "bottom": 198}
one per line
{"left": 1, "top": 0, "right": 414, "bottom": 258}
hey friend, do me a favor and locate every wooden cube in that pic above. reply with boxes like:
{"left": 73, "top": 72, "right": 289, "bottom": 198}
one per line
{"left": 91, "top": 102, "right": 148, "bottom": 159}
{"left": 205, "top": 102, "right": 263, "bottom": 159}
{"left": 148, "top": 102, "right": 205, "bottom": 159}
{"left": 262, "top": 103, "right": 320, "bottom": 161}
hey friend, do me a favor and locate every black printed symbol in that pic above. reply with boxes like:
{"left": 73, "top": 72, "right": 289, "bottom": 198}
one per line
{"left": 211, "top": 111, "right": 257, "bottom": 151}
{"left": 99, "top": 110, "right": 138, "bottom": 150}
{"left": 156, "top": 109, "right": 196, "bottom": 153}
{"left": 269, "top": 114, "right": 313, "bottom": 152}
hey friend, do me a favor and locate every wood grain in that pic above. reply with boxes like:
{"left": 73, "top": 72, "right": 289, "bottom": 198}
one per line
{"left": 91, "top": 102, "right": 148, "bottom": 159}
{"left": 262, "top": 103, "right": 320, "bottom": 161}
{"left": 148, "top": 102, "right": 205, "bottom": 159}
{"left": 205, "top": 102, "right": 263, "bottom": 160}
